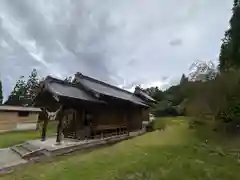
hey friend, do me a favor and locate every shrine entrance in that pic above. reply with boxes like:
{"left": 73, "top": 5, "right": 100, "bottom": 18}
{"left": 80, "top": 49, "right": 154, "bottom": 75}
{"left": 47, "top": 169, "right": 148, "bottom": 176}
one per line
{"left": 62, "top": 108, "right": 79, "bottom": 139}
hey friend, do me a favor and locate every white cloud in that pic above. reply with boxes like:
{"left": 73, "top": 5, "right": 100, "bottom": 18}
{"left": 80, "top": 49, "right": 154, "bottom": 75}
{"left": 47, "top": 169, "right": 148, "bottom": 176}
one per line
{"left": 0, "top": 0, "right": 233, "bottom": 98}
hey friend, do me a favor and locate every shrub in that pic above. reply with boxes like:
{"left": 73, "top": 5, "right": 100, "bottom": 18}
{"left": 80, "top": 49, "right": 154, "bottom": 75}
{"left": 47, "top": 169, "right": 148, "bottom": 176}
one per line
{"left": 145, "top": 121, "right": 154, "bottom": 132}
{"left": 185, "top": 70, "right": 240, "bottom": 134}
{"left": 152, "top": 100, "right": 179, "bottom": 117}
{"left": 153, "top": 119, "right": 166, "bottom": 131}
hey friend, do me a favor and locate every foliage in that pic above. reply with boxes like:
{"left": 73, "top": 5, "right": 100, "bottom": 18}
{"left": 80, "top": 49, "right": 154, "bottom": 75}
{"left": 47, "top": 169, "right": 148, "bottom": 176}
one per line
{"left": 188, "top": 60, "right": 218, "bottom": 82}
{"left": 25, "top": 69, "right": 41, "bottom": 105}
{"left": 4, "top": 76, "right": 28, "bottom": 106}
{"left": 180, "top": 74, "right": 188, "bottom": 85}
{"left": 152, "top": 117, "right": 166, "bottom": 130}
{"left": 64, "top": 76, "right": 73, "bottom": 82}
{"left": 145, "top": 79, "right": 188, "bottom": 117}
{"left": 0, "top": 80, "right": 3, "bottom": 104}
{"left": 144, "top": 86, "right": 165, "bottom": 102}
{"left": 185, "top": 71, "right": 240, "bottom": 134}
{"left": 152, "top": 100, "right": 179, "bottom": 117}
{"left": 219, "top": 0, "right": 240, "bottom": 71}
{"left": 4, "top": 69, "right": 41, "bottom": 106}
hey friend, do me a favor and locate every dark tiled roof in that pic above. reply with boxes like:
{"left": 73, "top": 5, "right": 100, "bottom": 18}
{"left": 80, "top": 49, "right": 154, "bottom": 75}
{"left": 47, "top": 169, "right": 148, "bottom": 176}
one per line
{"left": 44, "top": 76, "right": 103, "bottom": 103}
{"left": 74, "top": 73, "right": 148, "bottom": 106}
{"left": 134, "top": 87, "right": 156, "bottom": 103}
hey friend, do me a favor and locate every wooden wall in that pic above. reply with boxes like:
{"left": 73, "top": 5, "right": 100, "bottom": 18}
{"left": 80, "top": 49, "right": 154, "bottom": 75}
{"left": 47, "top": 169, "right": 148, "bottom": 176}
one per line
{"left": 62, "top": 103, "right": 149, "bottom": 134}
{"left": 142, "top": 108, "right": 150, "bottom": 122}
{"left": 93, "top": 105, "right": 146, "bottom": 131}
{"left": 93, "top": 106, "right": 127, "bottom": 126}
{"left": 0, "top": 111, "right": 39, "bottom": 132}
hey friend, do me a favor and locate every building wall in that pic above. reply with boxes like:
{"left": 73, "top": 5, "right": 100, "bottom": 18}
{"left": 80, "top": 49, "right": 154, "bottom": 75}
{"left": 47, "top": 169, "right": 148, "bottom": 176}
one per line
{"left": 142, "top": 108, "right": 150, "bottom": 122}
{"left": 94, "top": 105, "right": 145, "bottom": 131}
{"left": 62, "top": 104, "right": 148, "bottom": 136}
{"left": 0, "top": 111, "right": 39, "bottom": 132}
{"left": 127, "top": 108, "right": 143, "bottom": 131}
{"left": 94, "top": 106, "right": 126, "bottom": 126}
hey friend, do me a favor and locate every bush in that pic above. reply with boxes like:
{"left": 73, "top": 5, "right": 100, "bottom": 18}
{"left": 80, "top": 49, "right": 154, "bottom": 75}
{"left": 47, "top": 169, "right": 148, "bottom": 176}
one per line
{"left": 145, "top": 121, "right": 154, "bottom": 132}
{"left": 185, "top": 70, "right": 240, "bottom": 134}
{"left": 152, "top": 100, "right": 180, "bottom": 117}
{"left": 153, "top": 119, "right": 166, "bottom": 131}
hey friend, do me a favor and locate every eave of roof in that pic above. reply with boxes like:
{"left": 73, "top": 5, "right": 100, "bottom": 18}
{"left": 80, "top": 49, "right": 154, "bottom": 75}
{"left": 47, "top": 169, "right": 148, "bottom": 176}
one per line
{"left": 135, "top": 87, "right": 156, "bottom": 103}
{"left": 0, "top": 105, "right": 41, "bottom": 112}
{"left": 74, "top": 73, "right": 148, "bottom": 107}
{"left": 43, "top": 76, "right": 105, "bottom": 104}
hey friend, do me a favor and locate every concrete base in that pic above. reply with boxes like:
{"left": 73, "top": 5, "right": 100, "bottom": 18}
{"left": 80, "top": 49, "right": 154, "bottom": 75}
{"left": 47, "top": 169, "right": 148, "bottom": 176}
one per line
{"left": 0, "top": 130, "right": 145, "bottom": 173}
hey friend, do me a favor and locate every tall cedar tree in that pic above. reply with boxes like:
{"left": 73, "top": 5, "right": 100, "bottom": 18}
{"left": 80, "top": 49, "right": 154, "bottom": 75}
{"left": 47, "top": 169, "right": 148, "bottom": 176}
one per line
{"left": 5, "top": 69, "right": 40, "bottom": 106}
{"left": 0, "top": 80, "right": 3, "bottom": 104}
{"left": 180, "top": 74, "right": 188, "bottom": 85}
{"left": 5, "top": 76, "right": 27, "bottom": 106}
{"left": 219, "top": 0, "right": 240, "bottom": 70}
{"left": 25, "top": 69, "right": 41, "bottom": 106}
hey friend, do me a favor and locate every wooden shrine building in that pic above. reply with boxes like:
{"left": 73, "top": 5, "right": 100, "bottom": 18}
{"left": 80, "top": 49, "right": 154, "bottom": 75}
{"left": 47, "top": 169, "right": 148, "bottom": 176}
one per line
{"left": 34, "top": 72, "right": 156, "bottom": 143}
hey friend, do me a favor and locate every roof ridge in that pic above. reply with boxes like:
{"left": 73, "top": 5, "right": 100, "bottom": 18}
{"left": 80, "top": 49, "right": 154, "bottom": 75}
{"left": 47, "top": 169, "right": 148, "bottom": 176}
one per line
{"left": 76, "top": 73, "right": 136, "bottom": 96}
{"left": 45, "top": 76, "right": 75, "bottom": 87}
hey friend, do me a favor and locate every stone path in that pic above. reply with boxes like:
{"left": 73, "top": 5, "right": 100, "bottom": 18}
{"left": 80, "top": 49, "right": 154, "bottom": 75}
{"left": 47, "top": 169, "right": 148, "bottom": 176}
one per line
{"left": 0, "top": 130, "right": 145, "bottom": 173}
{"left": 0, "top": 148, "right": 27, "bottom": 171}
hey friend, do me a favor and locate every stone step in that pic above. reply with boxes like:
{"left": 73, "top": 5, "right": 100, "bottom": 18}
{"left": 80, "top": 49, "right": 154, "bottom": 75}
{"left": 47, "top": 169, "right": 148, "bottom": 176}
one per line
{"left": 22, "top": 143, "right": 42, "bottom": 152}
{"left": 11, "top": 143, "right": 44, "bottom": 159}
{"left": 11, "top": 145, "right": 31, "bottom": 158}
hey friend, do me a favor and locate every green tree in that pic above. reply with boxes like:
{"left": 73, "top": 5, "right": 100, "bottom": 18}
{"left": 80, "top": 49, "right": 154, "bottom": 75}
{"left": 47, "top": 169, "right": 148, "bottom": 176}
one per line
{"left": 5, "top": 76, "right": 27, "bottom": 106}
{"left": 145, "top": 87, "right": 164, "bottom": 102}
{"left": 5, "top": 69, "right": 41, "bottom": 106}
{"left": 0, "top": 80, "right": 3, "bottom": 104}
{"left": 180, "top": 74, "right": 188, "bottom": 85}
{"left": 25, "top": 69, "right": 41, "bottom": 106}
{"left": 219, "top": 0, "right": 240, "bottom": 70}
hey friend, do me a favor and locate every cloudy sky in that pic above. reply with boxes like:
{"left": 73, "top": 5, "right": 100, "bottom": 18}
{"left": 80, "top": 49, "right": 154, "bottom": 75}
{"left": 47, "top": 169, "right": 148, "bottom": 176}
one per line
{"left": 0, "top": 0, "right": 233, "bottom": 99}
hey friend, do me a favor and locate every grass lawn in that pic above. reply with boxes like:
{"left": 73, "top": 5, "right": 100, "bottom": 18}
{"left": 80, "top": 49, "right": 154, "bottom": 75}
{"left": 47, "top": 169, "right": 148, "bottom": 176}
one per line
{"left": 1, "top": 116, "right": 240, "bottom": 180}
{"left": 0, "top": 121, "right": 57, "bottom": 148}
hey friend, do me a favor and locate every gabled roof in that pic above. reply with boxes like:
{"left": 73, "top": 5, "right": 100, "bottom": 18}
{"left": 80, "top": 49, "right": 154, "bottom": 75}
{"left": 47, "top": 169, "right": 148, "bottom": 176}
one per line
{"left": 134, "top": 87, "right": 156, "bottom": 103}
{"left": 43, "top": 76, "right": 103, "bottom": 103}
{"left": 74, "top": 73, "right": 147, "bottom": 106}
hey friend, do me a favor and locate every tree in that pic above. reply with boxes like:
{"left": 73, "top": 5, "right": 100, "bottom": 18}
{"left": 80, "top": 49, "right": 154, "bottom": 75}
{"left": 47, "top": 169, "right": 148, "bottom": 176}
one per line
{"left": 188, "top": 60, "right": 218, "bottom": 82}
{"left": 145, "top": 87, "right": 165, "bottom": 102}
{"left": 0, "top": 80, "right": 3, "bottom": 104}
{"left": 219, "top": 0, "right": 240, "bottom": 70}
{"left": 64, "top": 76, "right": 73, "bottom": 83}
{"left": 25, "top": 69, "right": 41, "bottom": 106}
{"left": 5, "top": 76, "right": 27, "bottom": 106}
{"left": 180, "top": 74, "right": 188, "bottom": 85}
{"left": 5, "top": 69, "right": 41, "bottom": 106}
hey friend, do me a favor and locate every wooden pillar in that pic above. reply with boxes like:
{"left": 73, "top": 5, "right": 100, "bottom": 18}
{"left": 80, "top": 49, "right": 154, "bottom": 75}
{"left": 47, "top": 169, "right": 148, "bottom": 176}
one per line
{"left": 41, "top": 118, "right": 48, "bottom": 141}
{"left": 56, "top": 106, "right": 64, "bottom": 144}
{"left": 56, "top": 117, "right": 63, "bottom": 144}
{"left": 74, "top": 110, "right": 78, "bottom": 139}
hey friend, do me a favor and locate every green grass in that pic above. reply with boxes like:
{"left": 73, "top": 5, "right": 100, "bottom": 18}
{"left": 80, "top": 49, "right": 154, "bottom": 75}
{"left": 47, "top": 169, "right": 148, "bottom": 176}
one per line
{"left": 1, "top": 116, "right": 240, "bottom": 180}
{"left": 0, "top": 121, "right": 57, "bottom": 148}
